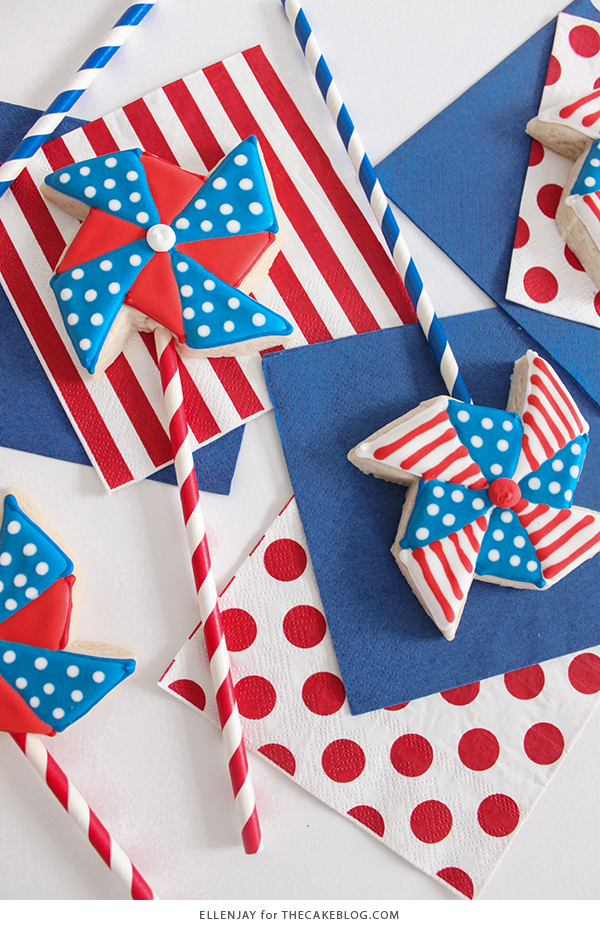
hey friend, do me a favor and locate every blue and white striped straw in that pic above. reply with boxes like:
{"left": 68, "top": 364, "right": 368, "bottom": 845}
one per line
{"left": 0, "top": 3, "right": 156, "bottom": 199}
{"left": 280, "top": 0, "right": 471, "bottom": 403}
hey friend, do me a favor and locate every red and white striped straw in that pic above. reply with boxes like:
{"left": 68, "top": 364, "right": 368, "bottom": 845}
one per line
{"left": 10, "top": 732, "right": 157, "bottom": 899}
{"left": 154, "top": 326, "right": 262, "bottom": 855}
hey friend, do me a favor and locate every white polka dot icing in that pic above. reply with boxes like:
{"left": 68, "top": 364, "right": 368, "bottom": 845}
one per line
{"left": 171, "top": 136, "right": 279, "bottom": 242}
{"left": 401, "top": 479, "right": 493, "bottom": 550}
{"left": 44, "top": 148, "right": 160, "bottom": 228}
{"left": 447, "top": 400, "right": 522, "bottom": 484}
{"left": 0, "top": 494, "right": 73, "bottom": 623}
{"left": 517, "top": 437, "right": 589, "bottom": 507}
{"left": 0, "top": 637, "right": 135, "bottom": 733}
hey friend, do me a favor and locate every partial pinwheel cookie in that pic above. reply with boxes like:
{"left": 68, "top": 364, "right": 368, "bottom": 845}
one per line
{"left": 527, "top": 85, "right": 600, "bottom": 288}
{"left": 0, "top": 489, "right": 135, "bottom": 734}
{"left": 348, "top": 352, "right": 600, "bottom": 640}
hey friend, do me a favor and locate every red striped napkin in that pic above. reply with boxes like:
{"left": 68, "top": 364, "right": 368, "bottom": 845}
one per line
{"left": 0, "top": 46, "right": 415, "bottom": 492}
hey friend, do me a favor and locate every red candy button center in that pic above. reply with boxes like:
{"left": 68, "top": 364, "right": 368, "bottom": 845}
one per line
{"left": 487, "top": 478, "right": 521, "bottom": 509}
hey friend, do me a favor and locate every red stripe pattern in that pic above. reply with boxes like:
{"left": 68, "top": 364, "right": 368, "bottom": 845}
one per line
{"left": 515, "top": 354, "right": 589, "bottom": 480}
{"left": 154, "top": 328, "right": 261, "bottom": 854}
{"left": 0, "top": 46, "right": 413, "bottom": 491}
{"left": 355, "top": 397, "right": 487, "bottom": 489}
{"left": 397, "top": 515, "right": 489, "bottom": 636}
{"left": 10, "top": 733, "right": 156, "bottom": 899}
{"left": 514, "top": 498, "right": 600, "bottom": 583}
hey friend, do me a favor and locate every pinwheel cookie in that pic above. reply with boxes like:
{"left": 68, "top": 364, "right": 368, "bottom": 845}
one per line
{"left": 42, "top": 136, "right": 293, "bottom": 376}
{"left": 527, "top": 87, "right": 600, "bottom": 288}
{"left": 348, "top": 352, "right": 600, "bottom": 640}
{"left": 0, "top": 490, "right": 135, "bottom": 733}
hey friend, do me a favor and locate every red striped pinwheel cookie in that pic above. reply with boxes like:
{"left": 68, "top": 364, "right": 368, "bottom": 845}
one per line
{"left": 348, "top": 351, "right": 600, "bottom": 640}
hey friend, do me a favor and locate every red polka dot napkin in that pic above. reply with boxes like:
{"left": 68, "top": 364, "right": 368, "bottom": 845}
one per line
{"left": 507, "top": 12, "right": 600, "bottom": 326}
{"left": 159, "top": 497, "right": 600, "bottom": 899}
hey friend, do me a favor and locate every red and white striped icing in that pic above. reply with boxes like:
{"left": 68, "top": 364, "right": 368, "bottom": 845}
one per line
{"left": 397, "top": 514, "right": 490, "bottom": 636}
{"left": 353, "top": 397, "right": 487, "bottom": 488}
{"left": 513, "top": 352, "right": 589, "bottom": 481}
{"left": 538, "top": 86, "right": 600, "bottom": 139}
{"left": 513, "top": 497, "right": 600, "bottom": 583}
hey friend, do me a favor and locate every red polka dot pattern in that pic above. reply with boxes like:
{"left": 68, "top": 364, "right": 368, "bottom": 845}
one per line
{"left": 390, "top": 733, "right": 433, "bottom": 777}
{"left": 283, "top": 604, "right": 327, "bottom": 648}
{"left": 545, "top": 54, "right": 561, "bottom": 85}
{"left": 594, "top": 292, "right": 600, "bottom": 318}
{"left": 458, "top": 729, "right": 500, "bottom": 771}
{"left": 410, "top": 800, "right": 452, "bottom": 844}
{"left": 523, "top": 722, "right": 564, "bottom": 765}
{"left": 506, "top": 15, "right": 600, "bottom": 329}
{"left": 221, "top": 608, "right": 257, "bottom": 652}
{"left": 258, "top": 743, "right": 296, "bottom": 776}
{"left": 514, "top": 217, "right": 530, "bottom": 248}
{"left": 477, "top": 794, "right": 520, "bottom": 837}
{"left": 168, "top": 678, "right": 206, "bottom": 711}
{"left": 523, "top": 266, "right": 558, "bottom": 303}
{"left": 529, "top": 139, "right": 544, "bottom": 167}
{"left": 504, "top": 665, "right": 545, "bottom": 700}
{"left": 163, "top": 497, "right": 600, "bottom": 900}
{"left": 322, "top": 739, "right": 365, "bottom": 783}
{"left": 568, "top": 653, "right": 600, "bottom": 693}
{"left": 441, "top": 682, "right": 480, "bottom": 705}
{"left": 569, "top": 24, "right": 600, "bottom": 58}
{"left": 235, "top": 675, "right": 277, "bottom": 719}
{"left": 564, "top": 244, "right": 585, "bottom": 271}
{"left": 437, "top": 867, "right": 474, "bottom": 900}
{"left": 348, "top": 805, "right": 385, "bottom": 837}
{"left": 264, "top": 538, "right": 307, "bottom": 581}
{"left": 536, "top": 183, "right": 562, "bottom": 219}
{"left": 302, "top": 672, "right": 346, "bottom": 716}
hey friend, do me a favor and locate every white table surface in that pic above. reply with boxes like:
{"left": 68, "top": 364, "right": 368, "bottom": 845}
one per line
{"left": 0, "top": 0, "right": 598, "bottom": 905}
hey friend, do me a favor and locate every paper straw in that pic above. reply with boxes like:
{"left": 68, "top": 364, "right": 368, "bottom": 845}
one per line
{"left": 154, "top": 327, "right": 262, "bottom": 855}
{"left": 280, "top": 0, "right": 471, "bottom": 404}
{"left": 10, "top": 732, "right": 157, "bottom": 899}
{"left": 0, "top": 3, "right": 156, "bottom": 198}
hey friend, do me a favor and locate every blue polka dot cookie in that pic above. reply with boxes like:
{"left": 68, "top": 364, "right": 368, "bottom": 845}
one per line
{"left": 348, "top": 352, "right": 600, "bottom": 640}
{"left": 41, "top": 138, "right": 292, "bottom": 376}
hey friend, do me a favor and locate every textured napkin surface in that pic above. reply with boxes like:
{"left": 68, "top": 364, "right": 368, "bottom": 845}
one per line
{"left": 262, "top": 309, "right": 600, "bottom": 715}
{"left": 375, "top": 0, "right": 600, "bottom": 409}
{"left": 0, "top": 47, "right": 414, "bottom": 491}
{"left": 160, "top": 496, "right": 600, "bottom": 899}
{"left": 506, "top": 13, "right": 600, "bottom": 328}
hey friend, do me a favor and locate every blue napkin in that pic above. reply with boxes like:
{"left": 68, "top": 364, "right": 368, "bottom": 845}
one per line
{"left": 375, "top": 0, "right": 600, "bottom": 410}
{"left": 264, "top": 308, "right": 600, "bottom": 714}
{"left": 0, "top": 100, "right": 243, "bottom": 494}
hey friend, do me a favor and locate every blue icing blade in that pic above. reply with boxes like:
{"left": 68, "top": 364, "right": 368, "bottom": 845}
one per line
{"left": 476, "top": 506, "right": 544, "bottom": 588}
{"left": 0, "top": 495, "right": 73, "bottom": 624}
{"left": 447, "top": 399, "right": 522, "bottom": 484}
{"left": 400, "top": 478, "right": 492, "bottom": 549}
{"left": 45, "top": 149, "right": 160, "bottom": 228}
{"left": 172, "top": 136, "right": 279, "bottom": 243}
{"left": 518, "top": 436, "right": 589, "bottom": 508}
{"left": 570, "top": 139, "right": 600, "bottom": 196}
{"left": 0, "top": 640, "right": 135, "bottom": 732}
{"left": 173, "top": 253, "right": 293, "bottom": 350}
{"left": 50, "top": 238, "right": 154, "bottom": 374}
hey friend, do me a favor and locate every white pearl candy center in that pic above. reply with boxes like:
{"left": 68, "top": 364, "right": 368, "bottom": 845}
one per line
{"left": 146, "top": 223, "right": 176, "bottom": 252}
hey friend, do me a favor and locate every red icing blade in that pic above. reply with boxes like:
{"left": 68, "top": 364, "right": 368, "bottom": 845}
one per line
{"left": 176, "top": 231, "right": 275, "bottom": 287}
{"left": 140, "top": 152, "right": 205, "bottom": 224}
{"left": 56, "top": 208, "right": 145, "bottom": 273}
{"left": 0, "top": 674, "right": 55, "bottom": 735}
{"left": 0, "top": 575, "right": 75, "bottom": 649}
{"left": 126, "top": 252, "right": 185, "bottom": 337}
